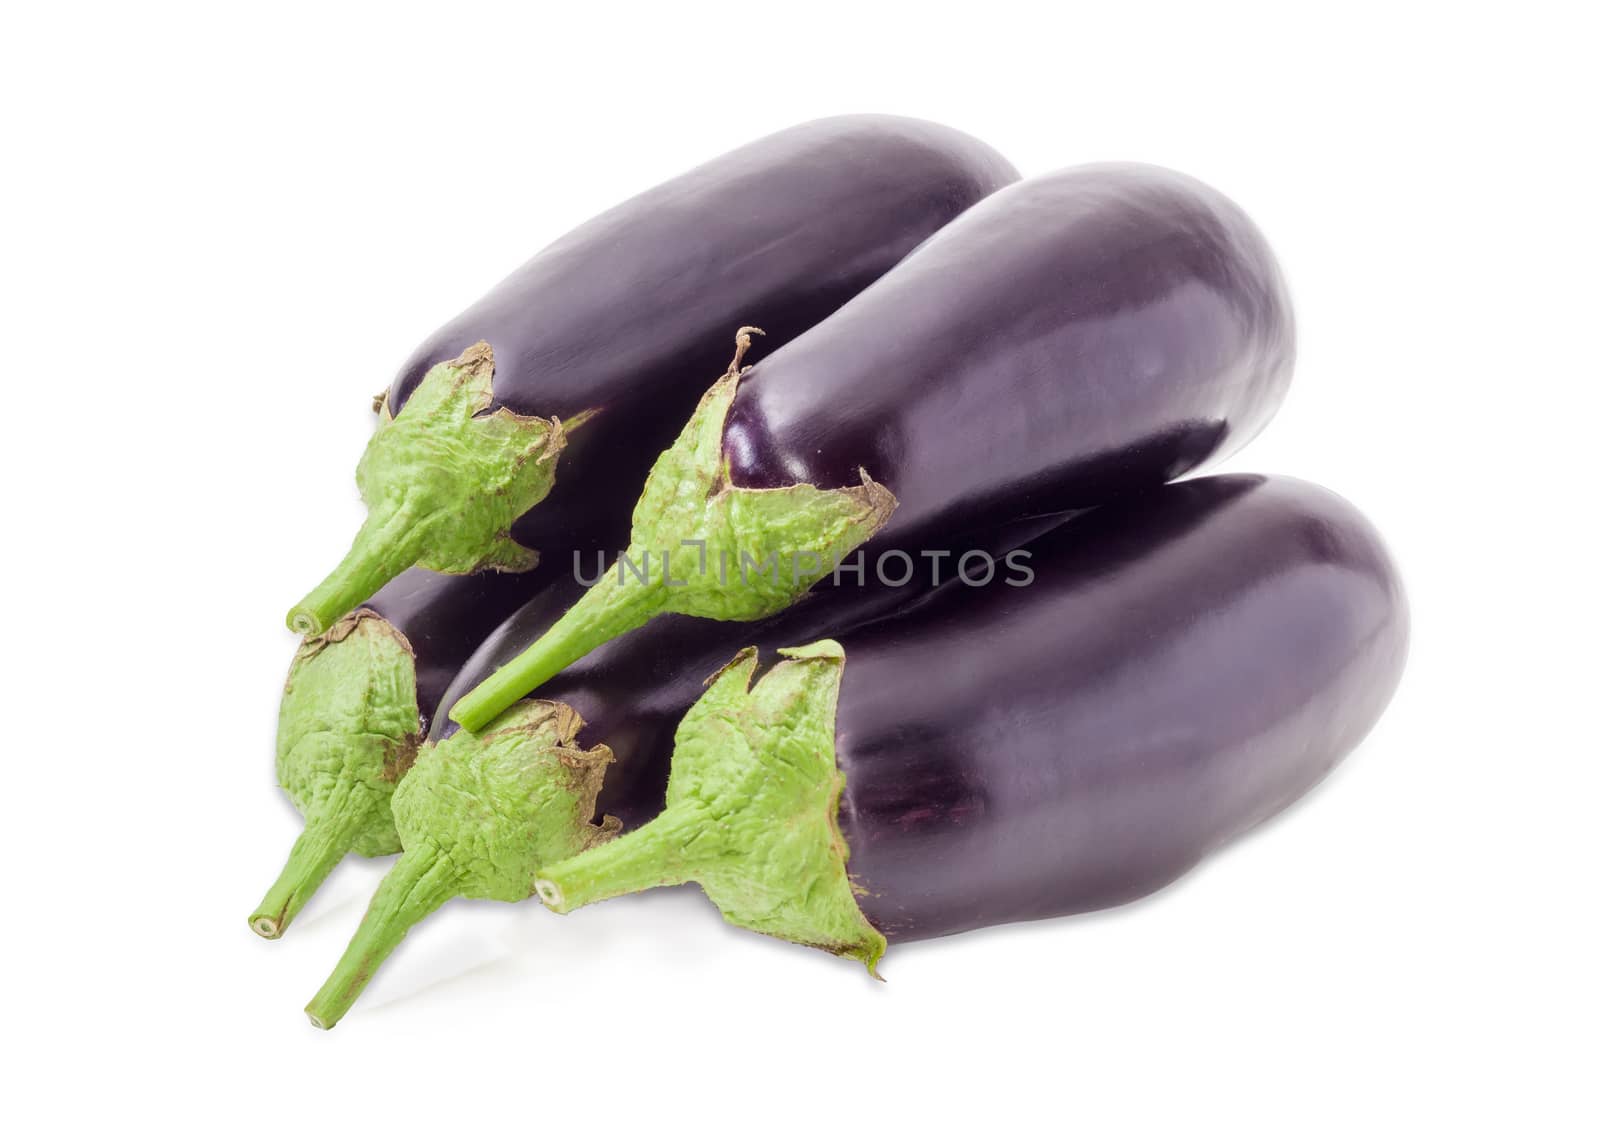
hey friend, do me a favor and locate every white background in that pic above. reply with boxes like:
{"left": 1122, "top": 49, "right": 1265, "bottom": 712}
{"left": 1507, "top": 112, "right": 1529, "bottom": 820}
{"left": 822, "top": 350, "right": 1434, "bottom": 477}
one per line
{"left": 5, "top": 1, "right": 1595, "bottom": 1121}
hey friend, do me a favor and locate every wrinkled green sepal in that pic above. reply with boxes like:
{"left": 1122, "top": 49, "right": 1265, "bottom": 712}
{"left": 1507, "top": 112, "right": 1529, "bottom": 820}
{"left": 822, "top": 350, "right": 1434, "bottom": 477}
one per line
{"left": 627, "top": 367, "right": 897, "bottom": 621}
{"left": 448, "top": 350, "right": 897, "bottom": 731}
{"left": 394, "top": 700, "right": 619, "bottom": 901}
{"left": 536, "top": 641, "right": 886, "bottom": 974}
{"left": 286, "top": 343, "right": 568, "bottom": 636}
{"left": 249, "top": 611, "right": 421, "bottom": 938}
{"left": 305, "top": 699, "right": 619, "bottom": 1028}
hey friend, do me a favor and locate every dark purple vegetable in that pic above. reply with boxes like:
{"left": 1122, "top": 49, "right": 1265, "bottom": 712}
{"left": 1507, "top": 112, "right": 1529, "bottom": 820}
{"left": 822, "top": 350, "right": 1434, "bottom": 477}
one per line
{"left": 451, "top": 162, "right": 1296, "bottom": 730}
{"left": 432, "top": 512, "right": 1069, "bottom": 828}
{"left": 304, "top": 511, "right": 1068, "bottom": 1025}
{"left": 304, "top": 475, "right": 1402, "bottom": 1023}
{"left": 253, "top": 115, "right": 1015, "bottom": 938}
{"left": 285, "top": 115, "right": 1017, "bottom": 636}
{"left": 534, "top": 474, "right": 1408, "bottom": 967}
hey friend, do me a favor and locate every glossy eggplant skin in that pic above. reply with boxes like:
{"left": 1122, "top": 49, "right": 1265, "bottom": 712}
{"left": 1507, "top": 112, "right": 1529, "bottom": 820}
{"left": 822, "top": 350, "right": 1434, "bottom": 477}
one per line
{"left": 432, "top": 513, "right": 1073, "bottom": 827}
{"left": 723, "top": 164, "right": 1295, "bottom": 548}
{"left": 351, "top": 116, "right": 1015, "bottom": 721}
{"left": 829, "top": 474, "right": 1408, "bottom": 942}
{"left": 388, "top": 115, "right": 1017, "bottom": 553}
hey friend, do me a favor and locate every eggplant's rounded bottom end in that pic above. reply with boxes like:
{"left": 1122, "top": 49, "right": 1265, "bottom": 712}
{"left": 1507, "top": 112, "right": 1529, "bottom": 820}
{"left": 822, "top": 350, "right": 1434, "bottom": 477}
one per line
{"left": 249, "top": 915, "right": 282, "bottom": 939}
{"left": 534, "top": 879, "right": 563, "bottom": 911}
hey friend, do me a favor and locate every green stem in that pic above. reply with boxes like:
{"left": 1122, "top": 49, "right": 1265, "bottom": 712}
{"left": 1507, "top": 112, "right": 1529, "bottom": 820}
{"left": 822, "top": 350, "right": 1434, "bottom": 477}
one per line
{"left": 249, "top": 800, "right": 370, "bottom": 939}
{"left": 448, "top": 563, "right": 662, "bottom": 731}
{"left": 304, "top": 843, "right": 459, "bottom": 1031}
{"left": 534, "top": 809, "right": 701, "bottom": 913}
{"left": 286, "top": 504, "right": 423, "bottom": 636}
{"left": 533, "top": 643, "right": 886, "bottom": 972}
{"left": 283, "top": 345, "right": 562, "bottom": 636}
{"left": 445, "top": 343, "right": 895, "bottom": 728}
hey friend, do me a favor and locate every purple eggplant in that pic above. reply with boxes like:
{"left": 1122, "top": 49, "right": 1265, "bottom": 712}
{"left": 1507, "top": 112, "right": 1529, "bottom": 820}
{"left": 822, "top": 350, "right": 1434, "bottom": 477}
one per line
{"left": 533, "top": 474, "right": 1407, "bottom": 968}
{"left": 304, "top": 475, "right": 1403, "bottom": 1026}
{"left": 450, "top": 162, "right": 1296, "bottom": 731}
{"left": 285, "top": 115, "right": 1017, "bottom": 637}
{"left": 303, "top": 512, "right": 1065, "bottom": 1024}
{"left": 431, "top": 512, "right": 1068, "bottom": 829}
{"left": 254, "top": 116, "right": 1015, "bottom": 937}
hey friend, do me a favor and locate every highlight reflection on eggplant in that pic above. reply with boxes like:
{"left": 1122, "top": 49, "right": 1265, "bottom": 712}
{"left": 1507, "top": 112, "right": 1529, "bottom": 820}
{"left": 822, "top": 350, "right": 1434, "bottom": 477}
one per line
{"left": 451, "top": 163, "right": 1297, "bottom": 730}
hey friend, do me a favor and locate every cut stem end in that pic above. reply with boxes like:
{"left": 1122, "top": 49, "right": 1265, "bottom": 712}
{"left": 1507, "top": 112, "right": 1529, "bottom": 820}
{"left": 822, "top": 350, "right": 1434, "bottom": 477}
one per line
{"left": 303, "top": 844, "right": 459, "bottom": 1029}
{"left": 248, "top": 815, "right": 360, "bottom": 941}
{"left": 533, "top": 878, "right": 564, "bottom": 911}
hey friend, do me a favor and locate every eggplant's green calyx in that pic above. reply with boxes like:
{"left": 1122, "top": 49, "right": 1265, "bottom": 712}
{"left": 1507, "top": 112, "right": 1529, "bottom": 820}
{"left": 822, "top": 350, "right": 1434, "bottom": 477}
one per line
{"left": 535, "top": 641, "right": 887, "bottom": 974}
{"left": 304, "top": 699, "right": 618, "bottom": 1030}
{"left": 392, "top": 700, "right": 618, "bottom": 900}
{"left": 286, "top": 342, "right": 571, "bottom": 636}
{"left": 448, "top": 332, "right": 897, "bottom": 731}
{"left": 249, "top": 611, "right": 421, "bottom": 939}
